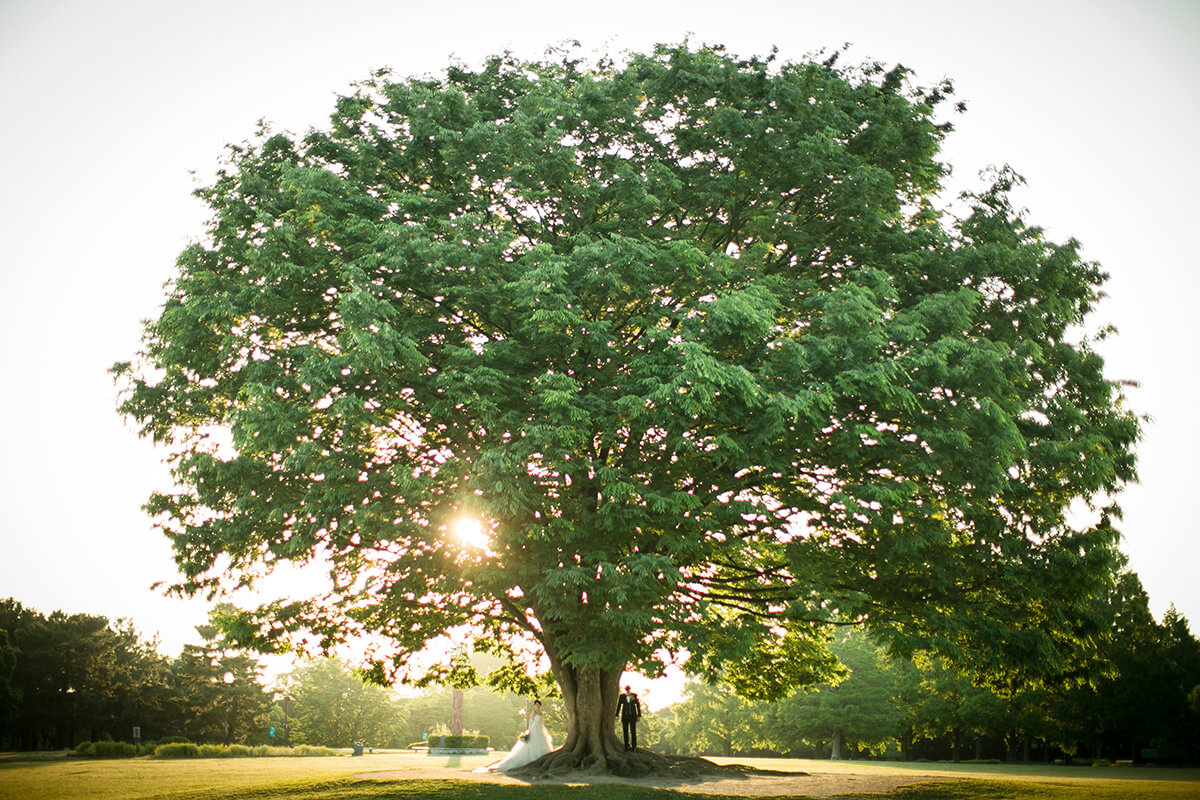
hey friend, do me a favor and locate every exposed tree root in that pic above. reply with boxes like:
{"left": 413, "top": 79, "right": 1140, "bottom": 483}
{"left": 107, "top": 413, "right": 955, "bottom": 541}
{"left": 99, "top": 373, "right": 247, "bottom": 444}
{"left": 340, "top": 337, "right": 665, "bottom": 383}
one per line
{"left": 506, "top": 748, "right": 780, "bottom": 781}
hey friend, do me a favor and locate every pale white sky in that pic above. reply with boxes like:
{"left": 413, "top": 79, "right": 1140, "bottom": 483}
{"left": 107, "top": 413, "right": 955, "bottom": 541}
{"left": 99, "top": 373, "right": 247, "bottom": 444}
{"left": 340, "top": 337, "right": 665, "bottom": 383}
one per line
{"left": 1, "top": 1, "right": 1197, "bottom": 695}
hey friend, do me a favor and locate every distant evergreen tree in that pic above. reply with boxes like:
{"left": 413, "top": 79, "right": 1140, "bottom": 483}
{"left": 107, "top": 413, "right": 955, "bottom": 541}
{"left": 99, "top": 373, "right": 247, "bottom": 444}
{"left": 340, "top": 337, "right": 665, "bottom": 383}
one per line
{"left": 170, "top": 607, "right": 271, "bottom": 744}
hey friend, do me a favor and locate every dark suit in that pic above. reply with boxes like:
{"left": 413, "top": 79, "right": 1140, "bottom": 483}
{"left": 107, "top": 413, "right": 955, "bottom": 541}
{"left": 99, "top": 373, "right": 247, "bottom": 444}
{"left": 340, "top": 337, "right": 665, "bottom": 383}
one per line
{"left": 616, "top": 691, "right": 642, "bottom": 750}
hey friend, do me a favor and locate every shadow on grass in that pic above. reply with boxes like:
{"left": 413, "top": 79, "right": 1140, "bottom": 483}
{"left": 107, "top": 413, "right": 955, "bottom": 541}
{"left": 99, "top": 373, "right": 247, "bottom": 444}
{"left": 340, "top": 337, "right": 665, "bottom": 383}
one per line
{"left": 215, "top": 777, "right": 995, "bottom": 800}
{"left": 0, "top": 750, "right": 73, "bottom": 764}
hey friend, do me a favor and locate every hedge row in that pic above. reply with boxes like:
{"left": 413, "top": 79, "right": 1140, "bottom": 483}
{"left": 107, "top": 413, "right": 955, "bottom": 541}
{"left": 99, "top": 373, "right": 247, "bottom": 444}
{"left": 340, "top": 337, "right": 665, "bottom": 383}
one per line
{"left": 157, "top": 743, "right": 339, "bottom": 758}
{"left": 75, "top": 742, "right": 340, "bottom": 758}
{"left": 74, "top": 741, "right": 138, "bottom": 758}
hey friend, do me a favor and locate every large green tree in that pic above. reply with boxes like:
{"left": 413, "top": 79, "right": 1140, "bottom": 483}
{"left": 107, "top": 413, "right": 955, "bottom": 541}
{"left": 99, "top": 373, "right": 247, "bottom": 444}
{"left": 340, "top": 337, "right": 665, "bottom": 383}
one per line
{"left": 0, "top": 600, "right": 168, "bottom": 749}
{"left": 671, "top": 682, "right": 767, "bottom": 757}
{"left": 278, "top": 658, "right": 407, "bottom": 747}
{"left": 0, "top": 628, "right": 21, "bottom": 746}
{"left": 170, "top": 611, "right": 271, "bottom": 745}
{"left": 770, "top": 630, "right": 899, "bottom": 759}
{"left": 116, "top": 43, "right": 1139, "bottom": 773}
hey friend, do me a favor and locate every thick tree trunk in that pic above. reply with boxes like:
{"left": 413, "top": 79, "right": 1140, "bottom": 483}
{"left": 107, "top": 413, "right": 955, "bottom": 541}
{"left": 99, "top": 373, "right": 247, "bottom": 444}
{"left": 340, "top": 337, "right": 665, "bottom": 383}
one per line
{"left": 554, "top": 662, "right": 624, "bottom": 766}
{"left": 513, "top": 638, "right": 648, "bottom": 776}
{"left": 511, "top": 626, "right": 729, "bottom": 778}
{"left": 451, "top": 689, "right": 464, "bottom": 736}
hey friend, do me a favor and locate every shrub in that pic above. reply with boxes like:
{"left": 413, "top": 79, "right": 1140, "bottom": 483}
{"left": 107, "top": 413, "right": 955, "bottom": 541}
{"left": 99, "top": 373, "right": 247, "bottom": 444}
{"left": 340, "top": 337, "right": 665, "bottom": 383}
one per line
{"left": 291, "top": 745, "right": 340, "bottom": 757}
{"left": 74, "top": 742, "right": 93, "bottom": 755}
{"left": 251, "top": 746, "right": 293, "bottom": 756}
{"left": 153, "top": 742, "right": 200, "bottom": 758}
{"left": 151, "top": 742, "right": 340, "bottom": 759}
{"left": 89, "top": 741, "right": 137, "bottom": 758}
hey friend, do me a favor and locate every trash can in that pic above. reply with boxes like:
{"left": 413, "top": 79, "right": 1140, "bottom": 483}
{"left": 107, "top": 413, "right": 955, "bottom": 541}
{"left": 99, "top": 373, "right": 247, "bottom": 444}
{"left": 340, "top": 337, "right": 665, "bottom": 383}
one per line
{"left": 352, "top": 741, "right": 364, "bottom": 756}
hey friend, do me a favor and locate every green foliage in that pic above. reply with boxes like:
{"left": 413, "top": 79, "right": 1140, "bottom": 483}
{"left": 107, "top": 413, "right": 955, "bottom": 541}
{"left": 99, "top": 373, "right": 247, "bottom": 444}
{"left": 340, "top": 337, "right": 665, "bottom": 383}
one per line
{"left": 770, "top": 629, "right": 903, "bottom": 757}
{"left": 290, "top": 745, "right": 342, "bottom": 757}
{"left": 80, "top": 741, "right": 138, "bottom": 758}
{"left": 277, "top": 658, "right": 408, "bottom": 748}
{"left": 170, "top": 606, "right": 272, "bottom": 746}
{"left": 1042, "top": 574, "right": 1200, "bottom": 762}
{"left": 116, "top": 42, "right": 1140, "bottom": 712}
{"left": 0, "top": 598, "right": 170, "bottom": 750}
{"left": 150, "top": 742, "right": 340, "bottom": 758}
{"left": 665, "top": 593, "right": 1200, "bottom": 763}
{"left": 152, "top": 742, "right": 200, "bottom": 758}
{"left": 0, "top": 628, "right": 17, "bottom": 727}
{"left": 669, "top": 682, "right": 769, "bottom": 757}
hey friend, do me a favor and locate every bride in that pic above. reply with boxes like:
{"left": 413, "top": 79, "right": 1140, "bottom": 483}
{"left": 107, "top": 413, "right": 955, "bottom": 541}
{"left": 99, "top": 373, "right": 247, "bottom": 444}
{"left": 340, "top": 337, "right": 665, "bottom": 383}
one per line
{"left": 476, "top": 700, "right": 553, "bottom": 772}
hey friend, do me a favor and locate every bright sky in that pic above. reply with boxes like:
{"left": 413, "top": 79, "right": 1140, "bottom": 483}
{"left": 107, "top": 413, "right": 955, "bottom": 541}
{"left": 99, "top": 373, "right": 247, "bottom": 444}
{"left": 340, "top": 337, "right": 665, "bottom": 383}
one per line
{"left": 1, "top": 1, "right": 1197, "bottom": 701}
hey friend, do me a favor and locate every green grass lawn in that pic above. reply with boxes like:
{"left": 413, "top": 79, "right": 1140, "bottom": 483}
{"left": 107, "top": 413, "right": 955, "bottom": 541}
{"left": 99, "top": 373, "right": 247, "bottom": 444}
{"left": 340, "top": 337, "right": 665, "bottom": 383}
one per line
{"left": 1, "top": 752, "right": 1197, "bottom": 800}
{"left": 713, "top": 755, "right": 1200, "bottom": 797}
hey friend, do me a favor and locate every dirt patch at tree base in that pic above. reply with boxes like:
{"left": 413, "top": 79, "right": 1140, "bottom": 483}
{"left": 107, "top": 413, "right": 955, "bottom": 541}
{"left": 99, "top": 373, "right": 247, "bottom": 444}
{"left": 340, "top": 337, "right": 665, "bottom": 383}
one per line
{"left": 360, "top": 766, "right": 958, "bottom": 797}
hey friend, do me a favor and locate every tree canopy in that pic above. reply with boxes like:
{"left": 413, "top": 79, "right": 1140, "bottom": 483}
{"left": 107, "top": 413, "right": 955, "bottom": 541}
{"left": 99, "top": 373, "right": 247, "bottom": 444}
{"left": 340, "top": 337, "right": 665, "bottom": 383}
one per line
{"left": 116, "top": 42, "right": 1140, "bottom": 770}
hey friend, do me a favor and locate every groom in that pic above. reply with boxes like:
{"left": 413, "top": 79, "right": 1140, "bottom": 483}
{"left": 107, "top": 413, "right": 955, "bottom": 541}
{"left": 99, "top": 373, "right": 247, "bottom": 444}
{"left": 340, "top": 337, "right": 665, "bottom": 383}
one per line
{"left": 616, "top": 685, "right": 642, "bottom": 751}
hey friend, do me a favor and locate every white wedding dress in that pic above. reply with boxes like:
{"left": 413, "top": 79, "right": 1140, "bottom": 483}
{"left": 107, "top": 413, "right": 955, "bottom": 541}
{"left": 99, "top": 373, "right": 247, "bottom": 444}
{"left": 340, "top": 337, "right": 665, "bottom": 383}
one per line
{"left": 475, "top": 712, "right": 554, "bottom": 772}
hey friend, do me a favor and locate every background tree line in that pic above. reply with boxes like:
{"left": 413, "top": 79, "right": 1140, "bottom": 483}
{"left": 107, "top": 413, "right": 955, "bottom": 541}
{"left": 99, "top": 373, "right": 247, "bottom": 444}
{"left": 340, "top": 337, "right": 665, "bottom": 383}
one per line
{"left": 0, "top": 599, "right": 273, "bottom": 750}
{"left": 3, "top": 566, "right": 1197, "bottom": 762}
{"left": 0, "top": 599, "right": 538, "bottom": 751}
{"left": 658, "top": 571, "right": 1200, "bottom": 765}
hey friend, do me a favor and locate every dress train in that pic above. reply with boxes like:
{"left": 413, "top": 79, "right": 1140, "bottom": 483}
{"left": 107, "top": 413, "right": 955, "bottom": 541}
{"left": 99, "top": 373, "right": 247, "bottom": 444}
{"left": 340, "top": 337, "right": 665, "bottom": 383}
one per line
{"left": 474, "top": 712, "right": 553, "bottom": 772}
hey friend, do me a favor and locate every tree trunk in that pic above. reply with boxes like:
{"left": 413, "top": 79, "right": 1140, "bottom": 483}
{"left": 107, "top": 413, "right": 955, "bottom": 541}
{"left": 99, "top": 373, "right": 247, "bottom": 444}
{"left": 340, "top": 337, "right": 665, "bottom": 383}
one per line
{"left": 830, "top": 728, "right": 843, "bottom": 760}
{"left": 516, "top": 639, "right": 652, "bottom": 776}
{"left": 451, "top": 689, "right": 464, "bottom": 736}
{"left": 554, "top": 663, "right": 624, "bottom": 765}
{"left": 515, "top": 632, "right": 720, "bottom": 777}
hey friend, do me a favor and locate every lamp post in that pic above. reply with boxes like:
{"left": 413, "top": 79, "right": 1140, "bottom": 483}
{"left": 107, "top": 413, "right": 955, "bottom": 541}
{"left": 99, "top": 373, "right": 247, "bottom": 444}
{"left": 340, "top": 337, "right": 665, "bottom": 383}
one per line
{"left": 222, "top": 671, "right": 234, "bottom": 746}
